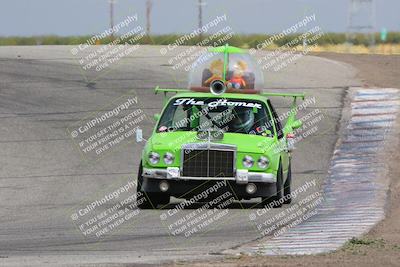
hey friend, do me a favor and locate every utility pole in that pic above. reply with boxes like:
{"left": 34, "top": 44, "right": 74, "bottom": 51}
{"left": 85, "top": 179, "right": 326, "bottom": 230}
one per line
{"left": 198, "top": 0, "right": 205, "bottom": 42}
{"left": 109, "top": 0, "right": 116, "bottom": 40}
{"left": 347, "top": 0, "right": 376, "bottom": 46}
{"left": 146, "top": 0, "right": 153, "bottom": 35}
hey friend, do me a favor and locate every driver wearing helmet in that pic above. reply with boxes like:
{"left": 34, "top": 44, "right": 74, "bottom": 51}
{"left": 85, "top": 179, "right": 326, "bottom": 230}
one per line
{"left": 228, "top": 106, "right": 255, "bottom": 133}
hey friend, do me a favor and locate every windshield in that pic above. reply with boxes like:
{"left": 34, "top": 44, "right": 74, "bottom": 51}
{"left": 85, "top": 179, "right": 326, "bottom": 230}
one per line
{"left": 157, "top": 97, "right": 273, "bottom": 135}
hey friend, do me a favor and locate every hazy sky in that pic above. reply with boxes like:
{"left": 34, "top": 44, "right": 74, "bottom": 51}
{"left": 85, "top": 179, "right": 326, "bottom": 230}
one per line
{"left": 0, "top": 0, "right": 399, "bottom": 36}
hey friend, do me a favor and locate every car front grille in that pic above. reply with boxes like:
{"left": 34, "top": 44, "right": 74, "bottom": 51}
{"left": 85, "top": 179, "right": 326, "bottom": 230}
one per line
{"left": 182, "top": 149, "right": 235, "bottom": 177}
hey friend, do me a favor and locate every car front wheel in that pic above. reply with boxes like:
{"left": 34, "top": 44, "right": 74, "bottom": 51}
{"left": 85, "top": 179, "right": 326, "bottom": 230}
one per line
{"left": 136, "top": 163, "right": 170, "bottom": 209}
{"left": 283, "top": 160, "right": 292, "bottom": 204}
{"left": 262, "top": 160, "right": 283, "bottom": 208}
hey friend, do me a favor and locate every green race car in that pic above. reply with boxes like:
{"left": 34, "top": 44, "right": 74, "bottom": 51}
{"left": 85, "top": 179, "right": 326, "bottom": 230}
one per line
{"left": 136, "top": 45, "right": 304, "bottom": 208}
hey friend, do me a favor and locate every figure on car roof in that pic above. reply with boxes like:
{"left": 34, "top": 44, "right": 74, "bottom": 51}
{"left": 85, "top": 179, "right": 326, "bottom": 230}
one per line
{"left": 204, "top": 59, "right": 223, "bottom": 86}
{"left": 227, "top": 60, "right": 248, "bottom": 89}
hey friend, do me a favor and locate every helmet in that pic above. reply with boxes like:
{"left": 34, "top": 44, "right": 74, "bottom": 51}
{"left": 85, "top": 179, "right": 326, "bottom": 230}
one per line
{"left": 229, "top": 107, "right": 255, "bottom": 133}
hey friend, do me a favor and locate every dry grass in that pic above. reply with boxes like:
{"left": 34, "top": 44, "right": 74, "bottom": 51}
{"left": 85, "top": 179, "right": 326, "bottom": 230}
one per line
{"left": 305, "top": 44, "right": 400, "bottom": 55}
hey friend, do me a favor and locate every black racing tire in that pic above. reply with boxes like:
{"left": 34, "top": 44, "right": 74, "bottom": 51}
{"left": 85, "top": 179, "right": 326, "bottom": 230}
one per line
{"left": 138, "top": 192, "right": 170, "bottom": 209}
{"left": 283, "top": 160, "right": 292, "bottom": 204}
{"left": 262, "top": 160, "right": 283, "bottom": 208}
{"left": 136, "top": 163, "right": 170, "bottom": 209}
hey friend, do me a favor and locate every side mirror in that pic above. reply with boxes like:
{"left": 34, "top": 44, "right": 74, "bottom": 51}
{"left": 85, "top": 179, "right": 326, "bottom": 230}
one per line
{"left": 291, "top": 120, "right": 302, "bottom": 130}
{"left": 136, "top": 128, "right": 143, "bottom": 143}
{"left": 153, "top": 113, "right": 161, "bottom": 122}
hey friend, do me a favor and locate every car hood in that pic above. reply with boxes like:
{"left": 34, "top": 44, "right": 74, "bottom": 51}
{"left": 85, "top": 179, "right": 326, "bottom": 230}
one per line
{"left": 149, "top": 131, "right": 275, "bottom": 154}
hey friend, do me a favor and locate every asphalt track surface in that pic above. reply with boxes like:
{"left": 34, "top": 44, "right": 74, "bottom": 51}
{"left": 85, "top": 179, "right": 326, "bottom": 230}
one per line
{"left": 0, "top": 46, "right": 359, "bottom": 266}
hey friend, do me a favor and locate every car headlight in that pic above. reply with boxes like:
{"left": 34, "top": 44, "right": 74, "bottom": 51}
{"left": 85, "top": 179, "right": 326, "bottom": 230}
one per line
{"left": 242, "top": 155, "right": 254, "bottom": 168}
{"left": 148, "top": 151, "right": 160, "bottom": 165}
{"left": 163, "top": 152, "right": 175, "bottom": 164}
{"left": 257, "top": 156, "right": 269, "bottom": 169}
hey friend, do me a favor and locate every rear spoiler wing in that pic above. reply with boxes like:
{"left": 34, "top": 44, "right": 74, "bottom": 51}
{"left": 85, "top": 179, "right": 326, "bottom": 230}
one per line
{"left": 259, "top": 92, "right": 305, "bottom": 100}
{"left": 154, "top": 86, "right": 189, "bottom": 95}
{"left": 154, "top": 87, "right": 306, "bottom": 116}
{"left": 155, "top": 86, "right": 305, "bottom": 99}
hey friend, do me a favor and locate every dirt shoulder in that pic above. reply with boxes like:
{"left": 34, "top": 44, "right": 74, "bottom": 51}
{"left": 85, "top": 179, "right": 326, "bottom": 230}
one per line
{"left": 173, "top": 53, "right": 400, "bottom": 267}
{"left": 314, "top": 52, "right": 400, "bottom": 88}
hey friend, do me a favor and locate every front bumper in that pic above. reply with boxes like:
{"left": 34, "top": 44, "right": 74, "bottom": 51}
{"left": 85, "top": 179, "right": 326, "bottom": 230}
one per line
{"left": 143, "top": 167, "right": 276, "bottom": 184}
